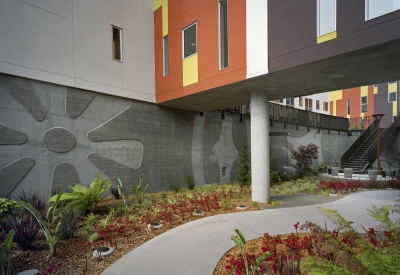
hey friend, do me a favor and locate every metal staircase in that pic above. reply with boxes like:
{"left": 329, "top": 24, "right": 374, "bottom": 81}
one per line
{"left": 341, "top": 128, "right": 385, "bottom": 173}
{"left": 340, "top": 114, "right": 400, "bottom": 173}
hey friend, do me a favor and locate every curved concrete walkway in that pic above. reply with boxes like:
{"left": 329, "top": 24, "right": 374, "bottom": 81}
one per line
{"left": 101, "top": 191, "right": 400, "bottom": 275}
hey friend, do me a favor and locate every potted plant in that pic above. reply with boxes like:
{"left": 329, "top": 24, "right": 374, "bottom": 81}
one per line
{"left": 331, "top": 166, "right": 339, "bottom": 177}
{"left": 330, "top": 159, "right": 339, "bottom": 176}
{"left": 343, "top": 168, "right": 353, "bottom": 179}
{"left": 368, "top": 166, "right": 378, "bottom": 180}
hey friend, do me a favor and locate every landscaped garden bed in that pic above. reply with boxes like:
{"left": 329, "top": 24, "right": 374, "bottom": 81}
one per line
{"left": 1, "top": 172, "right": 399, "bottom": 274}
{"left": 214, "top": 201, "right": 400, "bottom": 275}
{"left": 0, "top": 177, "right": 281, "bottom": 275}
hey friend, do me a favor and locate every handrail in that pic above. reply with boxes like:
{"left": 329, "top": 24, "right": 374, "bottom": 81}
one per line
{"left": 358, "top": 127, "right": 389, "bottom": 162}
{"left": 231, "top": 103, "right": 349, "bottom": 131}
{"left": 368, "top": 114, "right": 400, "bottom": 167}
{"left": 340, "top": 120, "right": 377, "bottom": 167}
{"left": 340, "top": 127, "right": 378, "bottom": 170}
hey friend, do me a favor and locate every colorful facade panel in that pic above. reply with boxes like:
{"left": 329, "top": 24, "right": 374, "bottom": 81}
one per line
{"left": 154, "top": 0, "right": 246, "bottom": 104}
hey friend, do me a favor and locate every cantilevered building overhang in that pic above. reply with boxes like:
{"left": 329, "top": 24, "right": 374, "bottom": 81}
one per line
{"left": 154, "top": 0, "right": 400, "bottom": 203}
{"left": 156, "top": 0, "right": 400, "bottom": 112}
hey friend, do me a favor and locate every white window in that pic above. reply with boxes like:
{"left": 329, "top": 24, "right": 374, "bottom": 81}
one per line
{"left": 346, "top": 99, "right": 350, "bottom": 115}
{"left": 317, "top": 0, "right": 336, "bottom": 36}
{"left": 112, "top": 26, "right": 122, "bottom": 61}
{"left": 183, "top": 22, "right": 197, "bottom": 59}
{"left": 366, "top": 0, "right": 400, "bottom": 20}
{"left": 389, "top": 92, "right": 397, "bottom": 102}
{"left": 323, "top": 102, "right": 329, "bottom": 111}
{"left": 219, "top": 0, "right": 228, "bottom": 69}
{"left": 163, "top": 35, "right": 169, "bottom": 76}
{"left": 361, "top": 96, "right": 368, "bottom": 113}
{"left": 286, "top": 97, "right": 294, "bottom": 107}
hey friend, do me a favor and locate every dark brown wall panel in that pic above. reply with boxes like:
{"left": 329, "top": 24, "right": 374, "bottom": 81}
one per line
{"left": 374, "top": 83, "right": 392, "bottom": 127}
{"left": 268, "top": 0, "right": 316, "bottom": 59}
{"left": 268, "top": 1, "right": 400, "bottom": 73}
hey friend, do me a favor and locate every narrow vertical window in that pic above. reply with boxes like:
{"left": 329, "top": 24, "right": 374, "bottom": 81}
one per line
{"left": 112, "top": 26, "right": 122, "bottom": 61}
{"left": 316, "top": 100, "right": 320, "bottom": 110}
{"left": 305, "top": 98, "right": 313, "bottom": 111}
{"left": 317, "top": 0, "right": 336, "bottom": 36}
{"left": 183, "top": 23, "right": 197, "bottom": 59}
{"left": 299, "top": 97, "right": 303, "bottom": 107}
{"left": 163, "top": 35, "right": 169, "bottom": 76}
{"left": 361, "top": 96, "right": 368, "bottom": 113}
{"left": 323, "top": 102, "right": 328, "bottom": 111}
{"left": 219, "top": 0, "right": 228, "bottom": 69}
{"left": 347, "top": 99, "right": 350, "bottom": 115}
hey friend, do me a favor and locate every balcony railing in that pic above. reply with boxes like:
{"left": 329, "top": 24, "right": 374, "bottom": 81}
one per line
{"left": 349, "top": 116, "right": 373, "bottom": 129}
{"left": 222, "top": 103, "right": 349, "bottom": 131}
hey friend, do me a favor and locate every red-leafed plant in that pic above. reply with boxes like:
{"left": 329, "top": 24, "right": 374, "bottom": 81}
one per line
{"left": 290, "top": 143, "right": 319, "bottom": 178}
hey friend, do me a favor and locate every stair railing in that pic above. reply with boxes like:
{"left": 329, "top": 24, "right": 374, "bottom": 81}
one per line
{"left": 367, "top": 114, "right": 400, "bottom": 168}
{"left": 358, "top": 127, "right": 389, "bottom": 165}
{"left": 340, "top": 120, "right": 377, "bottom": 168}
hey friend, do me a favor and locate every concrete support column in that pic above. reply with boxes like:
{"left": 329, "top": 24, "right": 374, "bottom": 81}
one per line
{"left": 250, "top": 91, "right": 270, "bottom": 202}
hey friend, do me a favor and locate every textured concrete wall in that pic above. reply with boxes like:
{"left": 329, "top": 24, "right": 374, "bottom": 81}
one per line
{"left": 0, "top": 73, "right": 375, "bottom": 198}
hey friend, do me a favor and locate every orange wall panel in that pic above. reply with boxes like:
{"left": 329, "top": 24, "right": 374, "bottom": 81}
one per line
{"left": 342, "top": 87, "right": 361, "bottom": 117}
{"left": 154, "top": 0, "right": 247, "bottom": 104}
{"left": 335, "top": 98, "right": 346, "bottom": 117}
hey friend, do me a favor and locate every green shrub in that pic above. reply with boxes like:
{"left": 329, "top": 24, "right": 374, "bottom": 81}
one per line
{"left": 270, "top": 169, "right": 282, "bottom": 182}
{"left": 58, "top": 206, "right": 80, "bottom": 240}
{"left": 0, "top": 229, "right": 14, "bottom": 275}
{"left": 184, "top": 168, "right": 196, "bottom": 190}
{"left": 49, "top": 174, "right": 111, "bottom": 213}
{"left": 84, "top": 213, "right": 96, "bottom": 236}
{"left": 19, "top": 193, "right": 63, "bottom": 257}
{"left": 0, "top": 198, "right": 19, "bottom": 218}
{"left": 131, "top": 177, "right": 148, "bottom": 205}
{"left": 236, "top": 144, "right": 251, "bottom": 186}
{"left": 168, "top": 176, "right": 181, "bottom": 193}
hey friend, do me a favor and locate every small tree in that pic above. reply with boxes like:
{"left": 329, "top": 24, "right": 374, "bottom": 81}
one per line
{"left": 237, "top": 144, "right": 251, "bottom": 186}
{"left": 290, "top": 143, "right": 319, "bottom": 178}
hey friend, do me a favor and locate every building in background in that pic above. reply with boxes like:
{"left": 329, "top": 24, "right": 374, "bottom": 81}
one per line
{"left": 274, "top": 93, "right": 330, "bottom": 115}
{"left": 329, "top": 81, "right": 399, "bottom": 128}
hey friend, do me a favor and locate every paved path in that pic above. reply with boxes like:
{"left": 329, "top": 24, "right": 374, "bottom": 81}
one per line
{"left": 101, "top": 191, "right": 400, "bottom": 275}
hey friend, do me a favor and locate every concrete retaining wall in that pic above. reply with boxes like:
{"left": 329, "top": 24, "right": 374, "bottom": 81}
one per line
{"left": 0, "top": 73, "right": 367, "bottom": 198}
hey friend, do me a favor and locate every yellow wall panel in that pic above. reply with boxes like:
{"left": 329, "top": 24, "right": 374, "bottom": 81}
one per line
{"left": 374, "top": 86, "right": 378, "bottom": 94}
{"left": 329, "top": 90, "right": 343, "bottom": 101}
{"left": 393, "top": 102, "right": 397, "bottom": 117}
{"left": 154, "top": 0, "right": 168, "bottom": 36}
{"left": 389, "top": 82, "right": 398, "bottom": 93}
{"left": 317, "top": 31, "right": 337, "bottom": 44}
{"left": 360, "top": 86, "right": 368, "bottom": 97}
{"left": 330, "top": 90, "right": 342, "bottom": 116}
{"left": 183, "top": 54, "right": 198, "bottom": 86}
